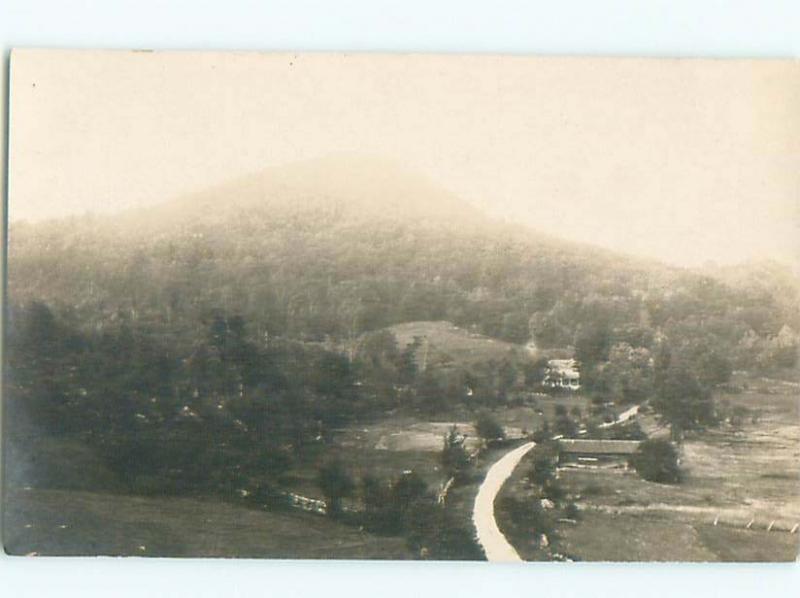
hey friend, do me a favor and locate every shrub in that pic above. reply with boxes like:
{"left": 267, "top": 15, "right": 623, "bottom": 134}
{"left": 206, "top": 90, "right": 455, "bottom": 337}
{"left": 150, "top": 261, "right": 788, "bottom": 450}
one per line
{"left": 317, "top": 460, "right": 355, "bottom": 516}
{"left": 526, "top": 453, "right": 556, "bottom": 488}
{"left": 630, "top": 439, "right": 681, "bottom": 484}
{"left": 441, "top": 426, "right": 471, "bottom": 482}
{"left": 554, "top": 415, "right": 579, "bottom": 438}
{"left": 532, "top": 419, "right": 552, "bottom": 443}
{"left": 496, "top": 495, "right": 555, "bottom": 539}
{"left": 475, "top": 411, "right": 506, "bottom": 443}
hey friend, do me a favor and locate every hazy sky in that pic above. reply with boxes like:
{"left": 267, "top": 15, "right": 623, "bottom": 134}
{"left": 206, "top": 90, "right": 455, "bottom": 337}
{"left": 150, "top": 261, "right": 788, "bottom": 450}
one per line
{"left": 9, "top": 50, "right": 799, "bottom": 268}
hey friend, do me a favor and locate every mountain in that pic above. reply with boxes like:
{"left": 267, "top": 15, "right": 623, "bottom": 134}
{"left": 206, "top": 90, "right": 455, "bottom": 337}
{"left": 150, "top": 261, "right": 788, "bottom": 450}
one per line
{"left": 7, "top": 155, "right": 797, "bottom": 367}
{"left": 124, "top": 154, "right": 489, "bottom": 233}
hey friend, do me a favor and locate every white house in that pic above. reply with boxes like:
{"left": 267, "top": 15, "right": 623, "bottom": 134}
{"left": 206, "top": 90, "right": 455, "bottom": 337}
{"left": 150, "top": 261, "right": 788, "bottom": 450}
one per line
{"left": 543, "top": 358, "right": 581, "bottom": 390}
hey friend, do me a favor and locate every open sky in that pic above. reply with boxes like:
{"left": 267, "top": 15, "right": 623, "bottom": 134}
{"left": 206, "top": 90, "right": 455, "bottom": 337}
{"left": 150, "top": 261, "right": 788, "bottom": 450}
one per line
{"left": 8, "top": 50, "right": 799, "bottom": 269}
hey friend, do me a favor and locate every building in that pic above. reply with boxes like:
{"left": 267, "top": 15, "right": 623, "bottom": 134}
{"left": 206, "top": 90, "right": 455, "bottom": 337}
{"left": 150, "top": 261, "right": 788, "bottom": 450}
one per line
{"left": 543, "top": 358, "right": 581, "bottom": 390}
{"left": 557, "top": 439, "right": 641, "bottom": 467}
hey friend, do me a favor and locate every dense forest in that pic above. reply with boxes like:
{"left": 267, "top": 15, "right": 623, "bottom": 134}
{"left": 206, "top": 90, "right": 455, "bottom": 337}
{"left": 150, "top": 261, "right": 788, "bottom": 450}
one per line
{"left": 5, "top": 158, "right": 799, "bottom": 501}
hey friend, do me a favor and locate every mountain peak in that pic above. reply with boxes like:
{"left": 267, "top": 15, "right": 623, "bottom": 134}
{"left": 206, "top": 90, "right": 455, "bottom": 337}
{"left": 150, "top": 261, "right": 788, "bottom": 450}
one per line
{"left": 149, "top": 154, "right": 486, "bottom": 228}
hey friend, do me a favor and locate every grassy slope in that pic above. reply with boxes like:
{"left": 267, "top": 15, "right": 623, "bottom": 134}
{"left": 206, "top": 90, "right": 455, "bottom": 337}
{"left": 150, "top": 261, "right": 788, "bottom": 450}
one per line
{"left": 386, "top": 321, "right": 523, "bottom": 367}
{"left": 3, "top": 488, "right": 412, "bottom": 559}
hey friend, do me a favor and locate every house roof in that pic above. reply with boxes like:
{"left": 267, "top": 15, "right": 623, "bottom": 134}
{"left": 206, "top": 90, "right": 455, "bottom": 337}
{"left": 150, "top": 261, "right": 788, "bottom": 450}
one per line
{"left": 547, "top": 359, "right": 580, "bottom": 378}
{"left": 558, "top": 439, "right": 641, "bottom": 455}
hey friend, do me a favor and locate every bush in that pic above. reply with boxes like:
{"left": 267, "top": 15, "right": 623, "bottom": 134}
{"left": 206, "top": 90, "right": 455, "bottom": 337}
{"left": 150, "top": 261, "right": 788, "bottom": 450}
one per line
{"left": 441, "top": 426, "right": 471, "bottom": 482}
{"left": 317, "top": 460, "right": 355, "bottom": 515}
{"left": 526, "top": 453, "right": 556, "bottom": 488}
{"left": 531, "top": 419, "right": 552, "bottom": 443}
{"left": 475, "top": 411, "right": 506, "bottom": 443}
{"left": 496, "top": 495, "right": 555, "bottom": 539}
{"left": 360, "top": 471, "right": 433, "bottom": 534}
{"left": 405, "top": 502, "right": 484, "bottom": 560}
{"left": 630, "top": 439, "right": 681, "bottom": 484}
{"left": 554, "top": 415, "right": 579, "bottom": 438}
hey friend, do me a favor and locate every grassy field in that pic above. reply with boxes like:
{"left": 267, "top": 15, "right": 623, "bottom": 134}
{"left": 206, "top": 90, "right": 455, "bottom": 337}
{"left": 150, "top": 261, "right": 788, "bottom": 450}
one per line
{"left": 3, "top": 488, "right": 412, "bottom": 559}
{"left": 386, "top": 321, "right": 523, "bottom": 367}
{"left": 499, "top": 383, "right": 800, "bottom": 562}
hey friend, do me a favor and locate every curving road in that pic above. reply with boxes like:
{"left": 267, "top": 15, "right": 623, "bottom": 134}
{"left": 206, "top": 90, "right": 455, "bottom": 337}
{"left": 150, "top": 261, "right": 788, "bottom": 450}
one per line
{"left": 472, "top": 403, "right": 641, "bottom": 561}
{"left": 472, "top": 442, "right": 536, "bottom": 562}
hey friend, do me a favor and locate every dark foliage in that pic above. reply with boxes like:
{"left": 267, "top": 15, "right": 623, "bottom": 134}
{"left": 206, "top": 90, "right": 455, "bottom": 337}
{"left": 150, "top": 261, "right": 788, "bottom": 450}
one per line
{"left": 474, "top": 411, "right": 506, "bottom": 443}
{"left": 317, "top": 460, "right": 356, "bottom": 516}
{"left": 441, "top": 426, "right": 472, "bottom": 482}
{"left": 630, "top": 439, "right": 682, "bottom": 484}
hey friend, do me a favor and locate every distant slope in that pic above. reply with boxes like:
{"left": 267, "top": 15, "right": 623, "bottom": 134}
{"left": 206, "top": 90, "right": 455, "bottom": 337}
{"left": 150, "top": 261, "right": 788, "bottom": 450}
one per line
{"left": 698, "top": 260, "right": 800, "bottom": 329}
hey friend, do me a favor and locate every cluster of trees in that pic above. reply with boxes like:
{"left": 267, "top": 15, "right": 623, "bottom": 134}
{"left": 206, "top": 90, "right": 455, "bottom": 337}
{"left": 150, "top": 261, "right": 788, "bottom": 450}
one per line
{"left": 315, "top": 463, "right": 482, "bottom": 559}
{"left": 6, "top": 302, "right": 433, "bottom": 497}
{"left": 630, "top": 439, "right": 682, "bottom": 484}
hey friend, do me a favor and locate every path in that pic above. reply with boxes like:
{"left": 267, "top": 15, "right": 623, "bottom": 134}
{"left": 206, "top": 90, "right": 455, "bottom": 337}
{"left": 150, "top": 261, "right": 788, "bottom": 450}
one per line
{"left": 472, "top": 441, "right": 536, "bottom": 562}
{"left": 598, "top": 404, "right": 640, "bottom": 429}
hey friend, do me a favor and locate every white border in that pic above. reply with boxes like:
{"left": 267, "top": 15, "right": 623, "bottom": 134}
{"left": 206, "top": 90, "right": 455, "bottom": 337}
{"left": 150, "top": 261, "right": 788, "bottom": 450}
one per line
{"left": 1, "top": 2, "right": 798, "bottom": 596}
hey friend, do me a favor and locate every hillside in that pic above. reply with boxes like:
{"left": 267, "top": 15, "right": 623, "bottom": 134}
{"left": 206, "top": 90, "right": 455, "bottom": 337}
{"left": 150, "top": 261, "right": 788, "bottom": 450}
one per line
{"left": 8, "top": 156, "right": 797, "bottom": 359}
{"left": 4, "top": 487, "right": 411, "bottom": 558}
{"left": 6, "top": 157, "right": 632, "bottom": 341}
{"left": 386, "top": 321, "right": 526, "bottom": 368}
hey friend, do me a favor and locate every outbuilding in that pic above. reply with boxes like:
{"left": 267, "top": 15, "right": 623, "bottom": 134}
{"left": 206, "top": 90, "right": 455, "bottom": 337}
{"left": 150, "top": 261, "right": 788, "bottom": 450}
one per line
{"left": 557, "top": 439, "right": 641, "bottom": 467}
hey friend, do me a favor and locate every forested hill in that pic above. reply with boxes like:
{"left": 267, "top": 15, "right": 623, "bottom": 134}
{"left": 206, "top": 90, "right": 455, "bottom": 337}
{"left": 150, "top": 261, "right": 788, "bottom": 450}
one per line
{"left": 7, "top": 156, "right": 798, "bottom": 500}
{"left": 8, "top": 155, "right": 799, "bottom": 369}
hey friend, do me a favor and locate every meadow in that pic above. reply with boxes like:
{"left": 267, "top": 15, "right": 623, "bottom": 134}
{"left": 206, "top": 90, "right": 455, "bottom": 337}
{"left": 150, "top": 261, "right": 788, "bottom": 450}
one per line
{"left": 498, "top": 383, "right": 800, "bottom": 562}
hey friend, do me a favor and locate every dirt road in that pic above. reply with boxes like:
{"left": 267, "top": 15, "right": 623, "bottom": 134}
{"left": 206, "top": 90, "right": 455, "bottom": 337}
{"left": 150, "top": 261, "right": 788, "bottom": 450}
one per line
{"left": 472, "top": 441, "right": 536, "bottom": 562}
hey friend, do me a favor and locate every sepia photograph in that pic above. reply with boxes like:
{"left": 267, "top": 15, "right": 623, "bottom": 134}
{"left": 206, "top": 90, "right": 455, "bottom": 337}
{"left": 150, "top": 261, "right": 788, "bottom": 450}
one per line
{"left": 2, "top": 50, "right": 798, "bottom": 562}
